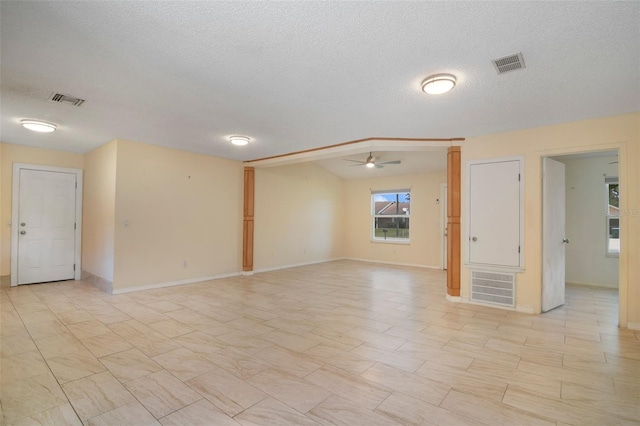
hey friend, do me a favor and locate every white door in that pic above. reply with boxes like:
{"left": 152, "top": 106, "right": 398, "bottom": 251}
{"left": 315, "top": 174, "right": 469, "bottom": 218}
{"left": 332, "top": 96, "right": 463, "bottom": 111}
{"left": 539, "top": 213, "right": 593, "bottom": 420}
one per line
{"left": 468, "top": 160, "right": 521, "bottom": 267}
{"left": 17, "top": 169, "right": 77, "bottom": 284}
{"left": 542, "top": 158, "right": 566, "bottom": 312}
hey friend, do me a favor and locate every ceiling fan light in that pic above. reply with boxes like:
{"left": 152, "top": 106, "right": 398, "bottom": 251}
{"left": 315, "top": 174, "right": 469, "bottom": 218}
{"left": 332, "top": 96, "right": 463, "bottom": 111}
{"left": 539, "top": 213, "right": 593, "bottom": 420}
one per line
{"left": 422, "top": 74, "right": 456, "bottom": 95}
{"left": 229, "top": 135, "right": 250, "bottom": 146}
{"left": 21, "top": 119, "right": 57, "bottom": 133}
{"left": 366, "top": 162, "right": 375, "bottom": 168}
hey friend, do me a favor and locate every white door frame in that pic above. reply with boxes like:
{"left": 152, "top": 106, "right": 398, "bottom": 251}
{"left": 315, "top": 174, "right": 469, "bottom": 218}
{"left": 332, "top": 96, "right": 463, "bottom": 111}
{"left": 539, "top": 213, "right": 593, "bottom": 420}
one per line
{"left": 441, "top": 183, "right": 447, "bottom": 270}
{"left": 11, "top": 163, "right": 83, "bottom": 287}
{"left": 539, "top": 145, "right": 626, "bottom": 326}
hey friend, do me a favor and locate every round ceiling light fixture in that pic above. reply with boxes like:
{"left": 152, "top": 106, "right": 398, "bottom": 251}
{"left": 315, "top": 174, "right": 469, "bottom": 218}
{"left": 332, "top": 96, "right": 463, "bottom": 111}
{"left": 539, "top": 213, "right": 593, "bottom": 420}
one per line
{"left": 229, "top": 135, "right": 250, "bottom": 146}
{"left": 21, "top": 119, "right": 57, "bottom": 133}
{"left": 421, "top": 74, "right": 456, "bottom": 95}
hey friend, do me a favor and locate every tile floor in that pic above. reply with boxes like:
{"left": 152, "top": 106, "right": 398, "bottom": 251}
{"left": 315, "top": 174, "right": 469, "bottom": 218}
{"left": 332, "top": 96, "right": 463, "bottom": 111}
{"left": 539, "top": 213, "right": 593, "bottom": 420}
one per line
{"left": 1, "top": 260, "right": 639, "bottom": 425}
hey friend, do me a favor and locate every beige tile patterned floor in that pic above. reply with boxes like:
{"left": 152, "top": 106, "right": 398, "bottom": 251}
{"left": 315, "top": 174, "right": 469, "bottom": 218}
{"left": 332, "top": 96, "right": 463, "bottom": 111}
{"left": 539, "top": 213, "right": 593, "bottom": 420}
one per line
{"left": 1, "top": 260, "right": 639, "bottom": 425}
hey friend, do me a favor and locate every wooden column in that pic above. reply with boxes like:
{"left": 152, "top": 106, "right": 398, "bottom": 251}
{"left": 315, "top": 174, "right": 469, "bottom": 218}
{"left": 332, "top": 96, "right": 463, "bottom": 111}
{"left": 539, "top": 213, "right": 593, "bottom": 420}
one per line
{"left": 447, "top": 147, "right": 461, "bottom": 297}
{"left": 242, "top": 167, "right": 255, "bottom": 272}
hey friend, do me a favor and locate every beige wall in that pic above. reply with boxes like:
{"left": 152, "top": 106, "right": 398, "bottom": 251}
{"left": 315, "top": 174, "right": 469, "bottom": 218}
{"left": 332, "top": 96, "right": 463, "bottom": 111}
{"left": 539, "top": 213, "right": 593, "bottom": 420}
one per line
{"left": 82, "top": 141, "right": 117, "bottom": 282}
{"left": 343, "top": 171, "right": 446, "bottom": 268}
{"left": 254, "top": 162, "right": 344, "bottom": 271}
{"left": 112, "top": 140, "right": 243, "bottom": 290}
{"left": 562, "top": 155, "right": 619, "bottom": 288}
{"left": 461, "top": 113, "right": 639, "bottom": 327}
{"left": 0, "top": 143, "right": 84, "bottom": 276}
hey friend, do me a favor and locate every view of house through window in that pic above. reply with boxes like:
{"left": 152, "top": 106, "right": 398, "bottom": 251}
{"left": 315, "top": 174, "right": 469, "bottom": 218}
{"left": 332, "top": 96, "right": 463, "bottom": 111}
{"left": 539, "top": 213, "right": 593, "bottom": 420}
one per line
{"left": 606, "top": 179, "right": 619, "bottom": 255}
{"left": 372, "top": 190, "right": 410, "bottom": 241}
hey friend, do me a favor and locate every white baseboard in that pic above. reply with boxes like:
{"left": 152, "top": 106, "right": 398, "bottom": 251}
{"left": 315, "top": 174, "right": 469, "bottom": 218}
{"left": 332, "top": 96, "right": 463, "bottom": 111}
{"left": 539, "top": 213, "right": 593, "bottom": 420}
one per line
{"left": 111, "top": 272, "right": 240, "bottom": 295}
{"left": 253, "top": 258, "right": 342, "bottom": 274}
{"left": 460, "top": 297, "right": 535, "bottom": 314}
{"left": 566, "top": 281, "right": 618, "bottom": 290}
{"left": 81, "top": 270, "right": 113, "bottom": 293}
{"left": 446, "top": 294, "right": 461, "bottom": 302}
{"left": 627, "top": 322, "right": 640, "bottom": 331}
{"left": 342, "top": 257, "right": 442, "bottom": 270}
{"left": 515, "top": 305, "right": 536, "bottom": 314}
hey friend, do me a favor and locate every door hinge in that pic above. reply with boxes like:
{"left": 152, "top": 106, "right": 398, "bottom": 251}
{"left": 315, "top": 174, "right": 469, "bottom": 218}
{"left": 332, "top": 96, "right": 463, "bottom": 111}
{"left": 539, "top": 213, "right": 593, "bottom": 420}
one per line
{"left": 74, "top": 223, "right": 76, "bottom": 230}
{"left": 73, "top": 264, "right": 76, "bottom": 271}
{"left": 75, "top": 181, "right": 78, "bottom": 188}
{"left": 518, "top": 246, "right": 521, "bottom": 253}
{"left": 518, "top": 173, "right": 521, "bottom": 181}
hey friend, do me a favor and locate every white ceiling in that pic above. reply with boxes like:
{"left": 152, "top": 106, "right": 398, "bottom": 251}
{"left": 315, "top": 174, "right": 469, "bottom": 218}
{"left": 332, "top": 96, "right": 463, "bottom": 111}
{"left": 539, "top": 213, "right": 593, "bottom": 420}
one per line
{"left": 1, "top": 1, "right": 639, "bottom": 170}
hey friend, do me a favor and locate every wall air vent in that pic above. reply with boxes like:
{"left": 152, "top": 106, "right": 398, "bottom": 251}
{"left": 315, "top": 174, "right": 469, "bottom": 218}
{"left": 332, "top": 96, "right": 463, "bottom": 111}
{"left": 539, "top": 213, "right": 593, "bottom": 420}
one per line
{"left": 492, "top": 53, "right": 525, "bottom": 74}
{"left": 471, "top": 270, "right": 515, "bottom": 307}
{"left": 48, "top": 92, "right": 85, "bottom": 107}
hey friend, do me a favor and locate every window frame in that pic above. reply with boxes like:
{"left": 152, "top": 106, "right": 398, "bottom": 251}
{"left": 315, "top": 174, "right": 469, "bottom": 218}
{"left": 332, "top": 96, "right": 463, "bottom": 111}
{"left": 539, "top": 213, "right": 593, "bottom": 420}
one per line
{"left": 371, "top": 189, "right": 411, "bottom": 244}
{"left": 605, "top": 178, "right": 619, "bottom": 257}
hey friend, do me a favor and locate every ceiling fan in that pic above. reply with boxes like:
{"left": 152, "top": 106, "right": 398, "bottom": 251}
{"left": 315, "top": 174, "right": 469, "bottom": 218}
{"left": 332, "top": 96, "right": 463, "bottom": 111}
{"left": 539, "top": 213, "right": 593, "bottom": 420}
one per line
{"left": 343, "top": 152, "right": 401, "bottom": 169}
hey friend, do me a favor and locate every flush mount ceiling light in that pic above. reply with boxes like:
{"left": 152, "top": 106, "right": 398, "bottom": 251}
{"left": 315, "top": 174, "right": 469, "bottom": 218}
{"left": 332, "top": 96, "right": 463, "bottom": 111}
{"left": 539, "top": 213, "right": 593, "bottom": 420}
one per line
{"left": 229, "top": 135, "right": 250, "bottom": 146}
{"left": 21, "top": 119, "right": 57, "bottom": 133}
{"left": 421, "top": 74, "right": 456, "bottom": 95}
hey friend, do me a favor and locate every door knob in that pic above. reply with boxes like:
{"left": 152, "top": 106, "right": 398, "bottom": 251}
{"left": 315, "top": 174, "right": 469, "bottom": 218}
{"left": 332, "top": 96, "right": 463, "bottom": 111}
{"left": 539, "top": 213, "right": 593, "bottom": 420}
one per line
{"left": 563, "top": 238, "right": 570, "bottom": 244}
{"left": 20, "top": 230, "right": 26, "bottom": 235}
{"left": 471, "top": 236, "right": 478, "bottom": 242}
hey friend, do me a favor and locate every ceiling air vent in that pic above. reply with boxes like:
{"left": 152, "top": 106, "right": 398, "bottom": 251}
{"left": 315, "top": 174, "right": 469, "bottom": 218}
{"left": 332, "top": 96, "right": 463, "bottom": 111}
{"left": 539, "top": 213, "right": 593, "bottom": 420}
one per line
{"left": 48, "top": 92, "right": 85, "bottom": 107}
{"left": 492, "top": 53, "right": 525, "bottom": 74}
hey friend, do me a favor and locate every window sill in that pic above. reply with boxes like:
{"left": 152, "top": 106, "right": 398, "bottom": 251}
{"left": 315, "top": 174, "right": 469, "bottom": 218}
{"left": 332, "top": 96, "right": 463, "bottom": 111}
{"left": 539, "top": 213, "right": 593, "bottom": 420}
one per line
{"left": 371, "top": 239, "right": 410, "bottom": 245}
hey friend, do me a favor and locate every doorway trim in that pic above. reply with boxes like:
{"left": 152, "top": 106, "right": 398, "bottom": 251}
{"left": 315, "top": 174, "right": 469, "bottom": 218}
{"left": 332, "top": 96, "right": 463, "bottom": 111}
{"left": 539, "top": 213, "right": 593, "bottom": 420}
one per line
{"left": 441, "top": 183, "right": 448, "bottom": 270}
{"left": 11, "top": 163, "right": 83, "bottom": 287}
{"left": 539, "top": 145, "right": 626, "bottom": 327}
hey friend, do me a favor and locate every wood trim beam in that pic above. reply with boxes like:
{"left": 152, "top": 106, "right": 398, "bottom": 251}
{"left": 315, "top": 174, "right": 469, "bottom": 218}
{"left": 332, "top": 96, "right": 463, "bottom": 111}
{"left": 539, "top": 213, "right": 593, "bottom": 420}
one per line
{"left": 447, "top": 147, "right": 461, "bottom": 297}
{"left": 243, "top": 167, "right": 255, "bottom": 272}
{"left": 244, "top": 137, "right": 465, "bottom": 164}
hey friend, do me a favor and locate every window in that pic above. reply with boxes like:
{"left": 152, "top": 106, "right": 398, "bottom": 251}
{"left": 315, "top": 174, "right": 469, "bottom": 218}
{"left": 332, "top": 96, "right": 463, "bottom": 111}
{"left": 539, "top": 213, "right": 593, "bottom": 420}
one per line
{"left": 606, "top": 177, "right": 619, "bottom": 256}
{"left": 372, "top": 190, "right": 410, "bottom": 242}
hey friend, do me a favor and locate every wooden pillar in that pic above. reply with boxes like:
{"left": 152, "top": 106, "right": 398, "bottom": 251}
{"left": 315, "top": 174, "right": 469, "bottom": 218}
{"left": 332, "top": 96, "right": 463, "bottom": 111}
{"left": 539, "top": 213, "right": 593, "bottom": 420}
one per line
{"left": 447, "top": 147, "right": 461, "bottom": 297}
{"left": 242, "top": 167, "right": 255, "bottom": 272}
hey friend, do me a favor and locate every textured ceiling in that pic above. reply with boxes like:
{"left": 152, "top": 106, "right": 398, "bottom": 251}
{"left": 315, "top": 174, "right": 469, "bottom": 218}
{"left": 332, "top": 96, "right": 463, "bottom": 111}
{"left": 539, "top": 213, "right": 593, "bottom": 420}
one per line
{"left": 1, "top": 1, "right": 639, "bottom": 164}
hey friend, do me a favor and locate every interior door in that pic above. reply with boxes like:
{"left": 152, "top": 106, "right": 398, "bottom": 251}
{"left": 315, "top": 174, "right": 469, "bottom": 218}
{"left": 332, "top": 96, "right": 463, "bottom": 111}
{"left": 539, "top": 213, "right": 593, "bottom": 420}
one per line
{"left": 17, "top": 169, "right": 77, "bottom": 285}
{"left": 542, "top": 157, "right": 566, "bottom": 312}
{"left": 468, "top": 160, "right": 521, "bottom": 267}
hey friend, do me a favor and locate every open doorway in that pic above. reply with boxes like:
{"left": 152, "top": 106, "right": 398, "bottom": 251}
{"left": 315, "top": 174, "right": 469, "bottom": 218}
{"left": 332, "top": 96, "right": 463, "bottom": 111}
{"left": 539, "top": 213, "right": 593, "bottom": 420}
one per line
{"left": 542, "top": 150, "right": 619, "bottom": 318}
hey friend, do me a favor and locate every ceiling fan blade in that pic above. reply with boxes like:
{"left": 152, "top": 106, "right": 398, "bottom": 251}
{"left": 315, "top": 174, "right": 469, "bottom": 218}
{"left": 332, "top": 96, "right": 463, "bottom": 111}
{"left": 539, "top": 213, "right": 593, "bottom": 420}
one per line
{"left": 349, "top": 164, "right": 367, "bottom": 167}
{"left": 374, "top": 164, "right": 384, "bottom": 169}
{"left": 344, "top": 159, "right": 366, "bottom": 164}
{"left": 378, "top": 160, "right": 401, "bottom": 165}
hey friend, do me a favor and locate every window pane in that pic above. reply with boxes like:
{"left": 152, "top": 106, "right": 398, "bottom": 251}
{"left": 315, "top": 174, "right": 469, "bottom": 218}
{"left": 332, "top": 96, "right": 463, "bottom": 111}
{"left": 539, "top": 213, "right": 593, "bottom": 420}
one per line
{"left": 608, "top": 184, "right": 619, "bottom": 208}
{"left": 607, "top": 182, "right": 620, "bottom": 255}
{"left": 374, "top": 217, "right": 410, "bottom": 240}
{"left": 609, "top": 218, "right": 619, "bottom": 238}
{"left": 373, "top": 192, "right": 410, "bottom": 216}
{"left": 372, "top": 191, "right": 411, "bottom": 241}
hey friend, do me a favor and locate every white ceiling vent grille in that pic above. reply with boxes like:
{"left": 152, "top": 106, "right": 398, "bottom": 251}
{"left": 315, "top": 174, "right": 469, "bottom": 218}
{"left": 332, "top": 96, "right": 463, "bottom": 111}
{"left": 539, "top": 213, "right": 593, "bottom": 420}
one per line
{"left": 48, "top": 92, "right": 85, "bottom": 107}
{"left": 492, "top": 53, "right": 525, "bottom": 74}
{"left": 471, "top": 270, "right": 515, "bottom": 307}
